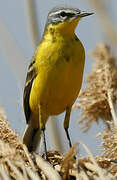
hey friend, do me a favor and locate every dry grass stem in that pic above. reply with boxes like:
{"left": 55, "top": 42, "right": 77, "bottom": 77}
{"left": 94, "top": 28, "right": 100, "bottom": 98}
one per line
{"left": 24, "top": 0, "right": 39, "bottom": 48}
{"left": 80, "top": 142, "right": 106, "bottom": 179}
{"left": 107, "top": 90, "right": 117, "bottom": 127}
{"left": 21, "top": 144, "right": 36, "bottom": 171}
{"left": 60, "top": 143, "right": 77, "bottom": 179}
{"left": 35, "top": 154, "right": 61, "bottom": 180}
{"left": 74, "top": 43, "right": 117, "bottom": 131}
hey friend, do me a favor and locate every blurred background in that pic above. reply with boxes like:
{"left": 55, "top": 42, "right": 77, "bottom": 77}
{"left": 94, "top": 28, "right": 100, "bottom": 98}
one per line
{"left": 0, "top": 0, "right": 117, "bottom": 156}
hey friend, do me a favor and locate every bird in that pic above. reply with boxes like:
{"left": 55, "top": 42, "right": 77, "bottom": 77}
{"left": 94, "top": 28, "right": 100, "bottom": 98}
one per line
{"left": 23, "top": 6, "right": 93, "bottom": 156}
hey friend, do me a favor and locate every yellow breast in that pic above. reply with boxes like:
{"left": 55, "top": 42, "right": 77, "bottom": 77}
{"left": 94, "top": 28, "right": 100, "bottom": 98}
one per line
{"left": 29, "top": 33, "right": 85, "bottom": 117}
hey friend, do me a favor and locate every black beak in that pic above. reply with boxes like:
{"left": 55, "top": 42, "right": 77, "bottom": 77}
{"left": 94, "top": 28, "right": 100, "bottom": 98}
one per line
{"left": 79, "top": 12, "right": 94, "bottom": 18}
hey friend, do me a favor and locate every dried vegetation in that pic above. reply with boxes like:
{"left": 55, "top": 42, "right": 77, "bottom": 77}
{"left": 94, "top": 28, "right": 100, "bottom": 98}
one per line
{"left": 73, "top": 43, "right": 117, "bottom": 131}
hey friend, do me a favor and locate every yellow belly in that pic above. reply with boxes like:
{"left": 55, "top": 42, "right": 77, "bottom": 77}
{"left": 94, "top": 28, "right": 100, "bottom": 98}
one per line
{"left": 29, "top": 37, "right": 85, "bottom": 117}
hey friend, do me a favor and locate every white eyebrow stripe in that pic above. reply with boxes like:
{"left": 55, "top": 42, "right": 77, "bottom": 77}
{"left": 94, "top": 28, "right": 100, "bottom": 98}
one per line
{"left": 49, "top": 9, "right": 79, "bottom": 17}
{"left": 49, "top": 11, "right": 61, "bottom": 17}
{"left": 49, "top": 10, "right": 63, "bottom": 16}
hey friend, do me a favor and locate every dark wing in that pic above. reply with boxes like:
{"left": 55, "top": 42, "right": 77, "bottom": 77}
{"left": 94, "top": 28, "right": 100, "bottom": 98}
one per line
{"left": 23, "top": 47, "right": 39, "bottom": 123}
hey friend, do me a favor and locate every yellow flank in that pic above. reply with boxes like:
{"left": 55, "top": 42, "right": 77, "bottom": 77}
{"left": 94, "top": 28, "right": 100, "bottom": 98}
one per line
{"left": 29, "top": 19, "right": 85, "bottom": 127}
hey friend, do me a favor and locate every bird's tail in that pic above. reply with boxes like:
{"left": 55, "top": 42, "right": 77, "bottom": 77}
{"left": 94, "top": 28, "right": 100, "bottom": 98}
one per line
{"left": 23, "top": 123, "right": 41, "bottom": 152}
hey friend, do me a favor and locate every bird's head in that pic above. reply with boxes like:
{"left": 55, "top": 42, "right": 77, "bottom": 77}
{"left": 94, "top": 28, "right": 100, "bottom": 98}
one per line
{"left": 45, "top": 6, "right": 93, "bottom": 34}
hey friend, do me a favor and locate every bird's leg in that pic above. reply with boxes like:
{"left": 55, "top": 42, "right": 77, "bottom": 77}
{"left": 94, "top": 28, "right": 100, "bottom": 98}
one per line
{"left": 39, "top": 104, "right": 48, "bottom": 161}
{"left": 64, "top": 107, "right": 72, "bottom": 148}
{"left": 42, "top": 128, "right": 48, "bottom": 160}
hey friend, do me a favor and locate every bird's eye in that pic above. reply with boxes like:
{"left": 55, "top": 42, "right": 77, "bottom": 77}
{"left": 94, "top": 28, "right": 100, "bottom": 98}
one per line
{"left": 60, "top": 11, "right": 66, "bottom": 17}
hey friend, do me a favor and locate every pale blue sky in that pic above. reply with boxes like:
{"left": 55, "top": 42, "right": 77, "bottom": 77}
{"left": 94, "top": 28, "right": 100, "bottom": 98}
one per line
{"left": 0, "top": 0, "right": 116, "bottom": 156}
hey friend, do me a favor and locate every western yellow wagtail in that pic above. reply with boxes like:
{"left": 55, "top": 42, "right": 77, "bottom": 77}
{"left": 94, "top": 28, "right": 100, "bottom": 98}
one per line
{"left": 23, "top": 6, "right": 93, "bottom": 156}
